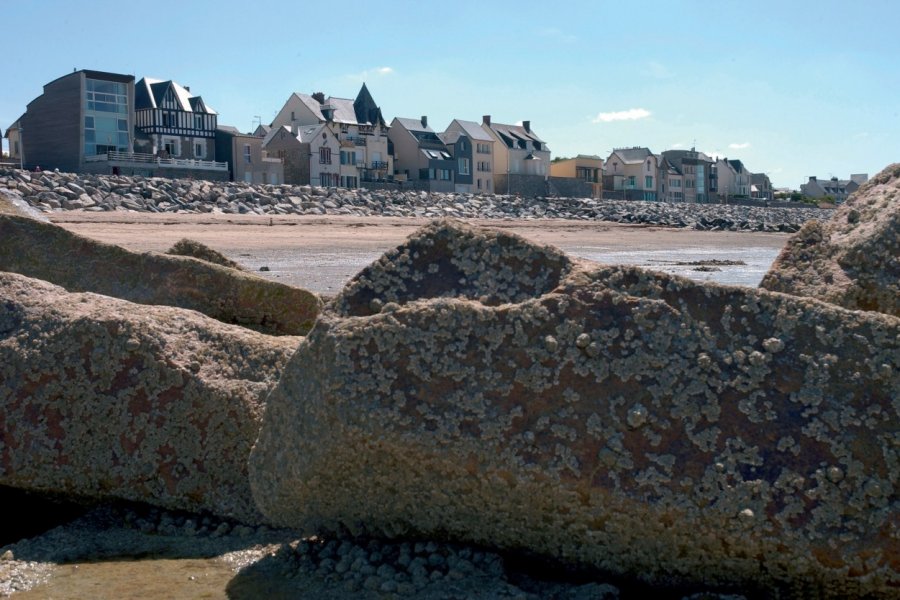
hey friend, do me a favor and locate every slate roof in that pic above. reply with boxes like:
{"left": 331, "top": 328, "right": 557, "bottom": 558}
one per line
{"left": 136, "top": 78, "right": 216, "bottom": 114}
{"left": 452, "top": 119, "right": 493, "bottom": 141}
{"left": 438, "top": 131, "right": 461, "bottom": 145}
{"left": 297, "top": 123, "right": 330, "bottom": 143}
{"left": 353, "top": 83, "right": 386, "bottom": 127}
{"left": 612, "top": 147, "right": 653, "bottom": 164}
{"left": 216, "top": 125, "right": 241, "bottom": 135}
{"left": 395, "top": 117, "right": 434, "bottom": 133}
{"left": 487, "top": 121, "right": 545, "bottom": 148}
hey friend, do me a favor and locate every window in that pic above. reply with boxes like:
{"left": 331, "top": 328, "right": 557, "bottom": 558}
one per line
{"left": 646, "top": 160, "right": 651, "bottom": 172}
{"left": 243, "top": 144, "right": 252, "bottom": 163}
{"left": 645, "top": 176, "right": 653, "bottom": 189}
{"left": 627, "top": 175, "right": 636, "bottom": 188}
{"left": 164, "top": 140, "right": 178, "bottom": 156}
{"left": 477, "top": 179, "right": 482, "bottom": 190}
{"left": 194, "top": 115, "right": 204, "bottom": 129}
{"left": 439, "top": 169, "right": 452, "bottom": 181}
{"left": 459, "top": 158, "right": 470, "bottom": 175}
{"left": 162, "top": 112, "right": 170, "bottom": 127}
{"left": 290, "top": 111, "right": 295, "bottom": 121}
{"left": 195, "top": 143, "right": 204, "bottom": 158}
{"left": 319, "top": 147, "right": 332, "bottom": 164}
{"left": 340, "top": 151, "right": 356, "bottom": 165}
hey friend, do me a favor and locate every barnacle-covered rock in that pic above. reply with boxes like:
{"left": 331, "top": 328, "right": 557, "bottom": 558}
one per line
{"left": 0, "top": 214, "right": 322, "bottom": 335}
{"left": 760, "top": 163, "right": 900, "bottom": 317}
{"left": 250, "top": 220, "right": 899, "bottom": 598}
{"left": 0, "top": 272, "right": 300, "bottom": 523}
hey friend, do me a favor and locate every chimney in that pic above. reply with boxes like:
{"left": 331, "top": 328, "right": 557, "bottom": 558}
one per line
{"left": 312, "top": 92, "right": 325, "bottom": 104}
{"left": 482, "top": 115, "right": 491, "bottom": 127}
{"left": 523, "top": 120, "right": 531, "bottom": 133}
{"left": 420, "top": 116, "right": 428, "bottom": 129}
{"left": 184, "top": 86, "right": 190, "bottom": 92}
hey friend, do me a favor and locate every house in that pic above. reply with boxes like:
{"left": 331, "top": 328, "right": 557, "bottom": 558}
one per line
{"left": 214, "top": 125, "right": 283, "bottom": 184}
{"left": 14, "top": 69, "right": 135, "bottom": 173}
{"left": 440, "top": 119, "right": 496, "bottom": 194}
{"left": 658, "top": 156, "right": 684, "bottom": 202}
{"left": 603, "top": 147, "right": 658, "bottom": 201}
{"left": 549, "top": 155, "right": 603, "bottom": 198}
{"left": 750, "top": 172, "right": 773, "bottom": 203}
{"left": 4, "top": 117, "right": 22, "bottom": 164}
{"left": 388, "top": 116, "right": 455, "bottom": 192}
{"left": 262, "top": 123, "right": 340, "bottom": 187}
{"left": 660, "top": 149, "right": 714, "bottom": 203}
{"left": 800, "top": 175, "right": 862, "bottom": 203}
{"left": 481, "top": 115, "right": 550, "bottom": 196}
{"left": 134, "top": 77, "right": 219, "bottom": 164}
{"left": 715, "top": 158, "right": 753, "bottom": 201}
{"left": 269, "top": 84, "right": 391, "bottom": 188}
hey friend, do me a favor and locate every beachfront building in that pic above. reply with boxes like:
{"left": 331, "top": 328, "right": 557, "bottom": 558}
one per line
{"left": 13, "top": 69, "right": 135, "bottom": 173}
{"left": 603, "top": 147, "right": 658, "bottom": 201}
{"left": 214, "top": 125, "right": 283, "bottom": 184}
{"left": 549, "top": 155, "right": 603, "bottom": 198}
{"left": 4, "top": 119, "right": 22, "bottom": 165}
{"left": 750, "top": 172, "right": 773, "bottom": 202}
{"left": 269, "top": 84, "right": 392, "bottom": 188}
{"left": 263, "top": 123, "right": 340, "bottom": 187}
{"left": 134, "top": 78, "right": 219, "bottom": 162}
{"left": 660, "top": 149, "right": 714, "bottom": 203}
{"left": 388, "top": 116, "right": 455, "bottom": 192}
{"left": 440, "top": 119, "right": 496, "bottom": 194}
{"left": 800, "top": 175, "right": 863, "bottom": 203}
{"left": 658, "top": 156, "right": 684, "bottom": 202}
{"left": 481, "top": 116, "right": 550, "bottom": 196}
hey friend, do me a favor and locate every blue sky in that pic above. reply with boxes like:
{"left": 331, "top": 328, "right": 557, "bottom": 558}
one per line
{"left": 2, "top": 0, "right": 898, "bottom": 189}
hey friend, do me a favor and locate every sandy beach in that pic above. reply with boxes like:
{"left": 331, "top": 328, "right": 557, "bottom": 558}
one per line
{"left": 50, "top": 212, "right": 791, "bottom": 293}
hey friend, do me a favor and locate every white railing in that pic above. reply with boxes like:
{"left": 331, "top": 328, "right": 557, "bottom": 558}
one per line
{"left": 85, "top": 151, "right": 228, "bottom": 171}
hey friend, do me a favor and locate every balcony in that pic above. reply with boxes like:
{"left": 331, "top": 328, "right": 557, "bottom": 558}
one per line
{"left": 85, "top": 151, "right": 228, "bottom": 171}
{"left": 369, "top": 161, "right": 388, "bottom": 169}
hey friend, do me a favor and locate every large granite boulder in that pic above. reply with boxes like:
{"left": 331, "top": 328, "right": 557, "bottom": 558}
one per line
{"left": 250, "top": 221, "right": 899, "bottom": 598}
{"left": 0, "top": 271, "right": 300, "bottom": 523}
{"left": 760, "top": 163, "right": 900, "bottom": 317}
{"left": 0, "top": 214, "right": 321, "bottom": 335}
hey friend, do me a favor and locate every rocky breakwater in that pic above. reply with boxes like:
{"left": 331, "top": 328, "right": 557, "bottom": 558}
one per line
{"left": 761, "top": 162, "right": 900, "bottom": 317}
{"left": 0, "top": 272, "right": 301, "bottom": 523}
{"left": 0, "top": 213, "right": 321, "bottom": 336}
{"left": 250, "top": 221, "right": 899, "bottom": 598}
{"left": 0, "top": 167, "right": 831, "bottom": 232}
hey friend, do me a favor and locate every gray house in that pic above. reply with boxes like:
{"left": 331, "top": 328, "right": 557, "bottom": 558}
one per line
{"left": 440, "top": 119, "right": 495, "bottom": 194}
{"left": 15, "top": 69, "right": 135, "bottom": 173}
{"left": 660, "top": 149, "right": 715, "bottom": 203}
{"left": 800, "top": 175, "right": 862, "bottom": 203}
{"left": 388, "top": 116, "right": 455, "bottom": 192}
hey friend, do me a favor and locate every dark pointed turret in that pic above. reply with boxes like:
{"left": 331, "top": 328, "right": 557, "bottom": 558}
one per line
{"left": 353, "top": 83, "right": 385, "bottom": 127}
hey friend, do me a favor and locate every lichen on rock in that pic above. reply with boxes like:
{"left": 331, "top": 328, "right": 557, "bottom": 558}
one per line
{"left": 760, "top": 162, "right": 900, "bottom": 317}
{"left": 0, "top": 214, "right": 322, "bottom": 336}
{"left": 0, "top": 272, "right": 301, "bottom": 523}
{"left": 250, "top": 219, "right": 899, "bottom": 598}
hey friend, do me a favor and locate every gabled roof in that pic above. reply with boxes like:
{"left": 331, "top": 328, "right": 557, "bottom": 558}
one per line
{"left": 487, "top": 121, "right": 545, "bottom": 145}
{"left": 323, "top": 97, "right": 358, "bottom": 125}
{"left": 262, "top": 125, "right": 294, "bottom": 148}
{"left": 451, "top": 119, "right": 493, "bottom": 141}
{"left": 136, "top": 77, "right": 216, "bottom": 114}
{"left": 4, "top": 116, "right": 23, "bottom": 136}
{"left": 297, "top": 123, "right": 332, "bottom": 143}
{"left": 728, "top": 159, "right": 747, "bottom": 173}
{"left": 394, "top": 117, "right": 434, "bottom": 133}
{"left": 438, "top": 131, "right": 462, "bottom": 145}
{"left": 216, "top": 125, "right": 241, "bottom": 135}
{"left": 610, "top": 147, "right": 653, "bottom": 164}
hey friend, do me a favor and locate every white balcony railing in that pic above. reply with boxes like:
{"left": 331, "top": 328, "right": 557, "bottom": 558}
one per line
{"left": 85, "top": 151, "right": 228, "bottom": 171}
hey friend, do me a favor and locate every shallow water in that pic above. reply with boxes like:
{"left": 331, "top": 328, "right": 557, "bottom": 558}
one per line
{"left": 237, "top": 245, "right": 780, "bottom": 294}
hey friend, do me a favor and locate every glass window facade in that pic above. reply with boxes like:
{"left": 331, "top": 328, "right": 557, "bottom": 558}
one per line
{"left": 84, "top": 78, "right": 130, "bottom": 157}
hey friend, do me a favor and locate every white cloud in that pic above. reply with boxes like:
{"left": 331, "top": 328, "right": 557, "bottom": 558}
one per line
{"left": 671, "top": 142, "right": 685, "bottom": 149}
{"left": 591, "top": 108, "right": 652, "bottom": 123}
{"left": 728, "top": 142, "right": 751, "bottom": 149}
{"left": 346, "top": 66, "right": 395, "bottom": 82}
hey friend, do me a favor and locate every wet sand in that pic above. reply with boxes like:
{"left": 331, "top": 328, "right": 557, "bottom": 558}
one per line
{"left": 50, "top": 213, "right": 790, "bottom": 292}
